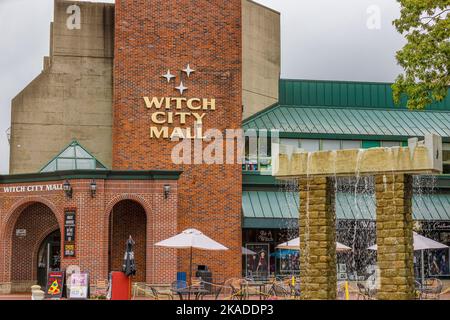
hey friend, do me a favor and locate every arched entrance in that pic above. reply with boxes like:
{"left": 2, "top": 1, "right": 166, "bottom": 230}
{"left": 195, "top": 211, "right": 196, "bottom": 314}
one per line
{"left": 108, "top": 200, "right": 147, "bottom": 282}
{"left": 10, "top": 202, "right": 60, "bottom": 292}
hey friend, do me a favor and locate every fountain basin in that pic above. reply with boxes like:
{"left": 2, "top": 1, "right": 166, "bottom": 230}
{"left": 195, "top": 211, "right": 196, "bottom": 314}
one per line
{"left": 272, "top": 134, "right": 443, "bottom": 178}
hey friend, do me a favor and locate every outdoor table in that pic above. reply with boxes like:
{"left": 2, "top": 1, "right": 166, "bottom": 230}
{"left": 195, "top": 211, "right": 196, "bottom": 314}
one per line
{"left": 241, "top": 282, "right": 268, "bottom": 300}
{"left": 171, "top": 288, "right": 209, "bottom": 300}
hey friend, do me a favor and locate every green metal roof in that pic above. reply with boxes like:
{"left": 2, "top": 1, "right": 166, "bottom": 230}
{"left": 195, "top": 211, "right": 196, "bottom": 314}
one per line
{"left": 242, "top": 191, "right": 450, "bottom": 227}
{"left": 243, "top": 105, "right": 450, "bottom": 139}
{"left": 279, "top": 79, "right": 450, "bottom": 111}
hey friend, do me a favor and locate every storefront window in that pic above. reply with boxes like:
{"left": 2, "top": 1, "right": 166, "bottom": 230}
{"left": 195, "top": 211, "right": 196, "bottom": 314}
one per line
{"left": 322, "top": 140, "right": 341, "bottom": 151}
{"left": 381, "top": 141, "right": 402, "bottom": 147}
{"left": 443, "top": 143, "right": 450, "bottom": 174}
{"left": 342, "top": 140, "right": 361, "bottom": 149}
{"left": 300, "top": 139, "right": 320, "bottom": 152}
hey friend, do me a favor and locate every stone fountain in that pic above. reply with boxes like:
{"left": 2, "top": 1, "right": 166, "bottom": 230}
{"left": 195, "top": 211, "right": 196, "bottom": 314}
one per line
{"left": 272, "top": 134, "right": 443, "bottom": 300}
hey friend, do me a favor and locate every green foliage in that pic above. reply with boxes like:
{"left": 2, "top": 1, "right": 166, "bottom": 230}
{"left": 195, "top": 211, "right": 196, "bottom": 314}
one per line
{"left": 392, "top": 0, "right": 450, "bottom": 109}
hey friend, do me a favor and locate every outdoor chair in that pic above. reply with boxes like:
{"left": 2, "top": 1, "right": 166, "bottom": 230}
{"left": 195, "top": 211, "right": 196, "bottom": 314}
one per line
{"left": 132, "top": 283, "right": 155, "bottom": 299}
{"left": 289, "top": 282, "right": 301, "bottom": 298}
{"left": 191, "top": 277, "right": 204, "bottom": 289}
{"left": 414, "top": 280, "right": 423, "bottom": 300}
{"left": 172, "top": 280, "right": 188, "bottom": 290}
{"left": 421, "top": 278, "right": 443, "bottom": 300}
{"left": 150, "top": 285, "right": 173, "bottom": 300}
{"left": 224, "top": 278, "right": 247, "bottom": 300}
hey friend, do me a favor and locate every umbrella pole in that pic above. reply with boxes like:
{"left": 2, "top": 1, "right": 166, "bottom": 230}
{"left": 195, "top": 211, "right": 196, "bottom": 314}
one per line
{"left": 189, "top": 246, "right": 193, "bottom": 300}
{"left": 421, "top": 250, "right": 425, "bottom": 285}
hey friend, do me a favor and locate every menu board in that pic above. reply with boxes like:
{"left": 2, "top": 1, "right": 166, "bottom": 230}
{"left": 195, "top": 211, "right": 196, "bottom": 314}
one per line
{"left": 68, "top": 273, "right": 90, "bottom": 299}
{"left": 45, "top": 271, "right": 65, "bottom": 299}
{"left": 64, "top": 211, "right": 76, "bottom": 257}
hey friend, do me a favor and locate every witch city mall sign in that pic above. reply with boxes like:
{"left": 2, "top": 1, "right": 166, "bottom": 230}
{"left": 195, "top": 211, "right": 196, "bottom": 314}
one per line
{"left": 144, "top": 96, "right": 216, "bottom": 139}
{"left": 144, "top": 65, "right": 221, "bottom": 139}
{"left": 3, "top": 184, "right": 63, "bottom": 193}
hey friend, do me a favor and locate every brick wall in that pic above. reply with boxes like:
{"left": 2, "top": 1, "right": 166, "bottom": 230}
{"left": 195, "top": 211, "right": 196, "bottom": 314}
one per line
{"left": 0, "top": 178, "right": 178, "bottom": 293}
{"left": 113, "top": 0, "right": 243, "bottom": 282}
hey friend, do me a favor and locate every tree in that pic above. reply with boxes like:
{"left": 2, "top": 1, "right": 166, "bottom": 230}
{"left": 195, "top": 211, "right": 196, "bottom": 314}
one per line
{"left": 392, "top": 0, "right": 449, "bottom": 109}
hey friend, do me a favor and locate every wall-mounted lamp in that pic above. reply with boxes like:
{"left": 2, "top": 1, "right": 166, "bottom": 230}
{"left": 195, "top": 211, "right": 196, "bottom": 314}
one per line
{"left": 90, "top": 180, "right": 97, "bottom": 198}
{"left": 163, "top": 185, "right": 171, "bottom": 199}
{"left": 63, "top": 180, "right": 73, "bottom": 198}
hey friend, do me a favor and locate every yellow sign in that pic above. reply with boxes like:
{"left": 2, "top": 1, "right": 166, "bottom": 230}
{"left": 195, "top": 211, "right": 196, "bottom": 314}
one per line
{"left": 143, "top": 96, "right": 217, "bottom": 139}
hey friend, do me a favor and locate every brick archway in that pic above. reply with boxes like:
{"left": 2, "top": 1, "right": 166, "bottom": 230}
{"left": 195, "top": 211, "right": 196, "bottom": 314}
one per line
{"left": 2, "top": 197, "right": 62, "bottom": 241}
{"left": 2, "top": 199, "right": 61, "bottom": 293}
{"left": 105, "top": 196, "right": 149, "bottom": 283}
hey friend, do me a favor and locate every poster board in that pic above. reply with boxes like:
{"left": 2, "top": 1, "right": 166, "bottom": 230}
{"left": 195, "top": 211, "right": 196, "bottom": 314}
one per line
{"left": 245, "top": 243, "right": 270, "bottom": 279}
{"left": 45, "top": 271, "right": 65, "bottom": 299}
{"left": 68, "top": 272, "right": 90, "bottom": 299}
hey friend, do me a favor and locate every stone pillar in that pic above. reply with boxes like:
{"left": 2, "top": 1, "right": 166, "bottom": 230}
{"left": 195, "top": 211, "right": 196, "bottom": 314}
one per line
{"left": 299, "top": 177, "right": 337, "bottom": 300}
{"left": 375, "top": 174, "right": 415, "bottom": 300}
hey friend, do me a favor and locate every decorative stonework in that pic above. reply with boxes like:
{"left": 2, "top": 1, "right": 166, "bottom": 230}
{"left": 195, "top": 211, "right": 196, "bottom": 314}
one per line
{"left": 299, "top": 177, "right": 337, "bottom": 300}
{"left": 375, "top": 174, "right": 415, "bottom": 300}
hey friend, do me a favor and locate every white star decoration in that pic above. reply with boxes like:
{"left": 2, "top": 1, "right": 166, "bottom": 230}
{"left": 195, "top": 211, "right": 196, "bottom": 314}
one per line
{"left": 162, "top": 69, "right": 175, "bottom": 83}
{"left": 182, "top": 64, "right": 195, "bottom": 77}
{"left": 175, "top": 81, "right": 188, "bottom": 95}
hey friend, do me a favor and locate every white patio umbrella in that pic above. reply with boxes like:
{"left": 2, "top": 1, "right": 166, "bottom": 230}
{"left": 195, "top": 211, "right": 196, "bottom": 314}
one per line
{"left": 155, "top": 228, "right": 228, "bottom": 288}
{"left": 242, "top": 247, "right": 256, "bottom": 255}
{"left": 368, "top": 232, "right": 448, "bottom": 283}
{"left": 276, "top": 237, "right": 352, "bottom": 252}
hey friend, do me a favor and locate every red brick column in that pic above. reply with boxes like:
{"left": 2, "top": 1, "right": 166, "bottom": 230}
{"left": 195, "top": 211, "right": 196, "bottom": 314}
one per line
{"left": 113, "top": 1, "right": 243, "bottom": 281}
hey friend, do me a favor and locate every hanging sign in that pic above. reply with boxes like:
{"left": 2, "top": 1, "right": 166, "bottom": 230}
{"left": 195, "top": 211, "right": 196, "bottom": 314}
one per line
{"left": 45, "top": 271, "right": 65, "bottom": 299}
{"left": 64, "top": 211, "right": 76, "bottom": 257}
{"left": 15, "top": 229, "right": 26, "bottom": 237}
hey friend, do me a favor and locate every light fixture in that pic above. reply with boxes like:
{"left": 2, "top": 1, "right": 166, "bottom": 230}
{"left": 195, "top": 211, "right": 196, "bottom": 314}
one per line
{"left": 63, "top": 180, "right": 72, "bottom": 198}
{"left": 164, "top": 185, "right": 171, "bottom": 199}
{"left": 90, "top": 180, "right": 97, "bottom": 198}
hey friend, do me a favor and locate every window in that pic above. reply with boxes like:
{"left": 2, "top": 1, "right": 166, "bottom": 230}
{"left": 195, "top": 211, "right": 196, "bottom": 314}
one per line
{"left": 300, "top": 139, "right": 320, "bottom": 152}
{"left": 280, "top": 138, "right": 300, "bottom": 149}
{"left": 443, "top": 143, "right": 450, "bottom": 164}
{"left": 381, "top": 141, "right": 401, "bottom": 148}
{"left": 444, "top": 143, "right": 450, "bottom": 174}
{"left": 342, "top": 140, "right": 361, "bottom": 149}
{"left": 40, "top": 141, "right": 107, "bottom": 172}
{"left": 322, "top": 140, "right": 341, "bottom": 151}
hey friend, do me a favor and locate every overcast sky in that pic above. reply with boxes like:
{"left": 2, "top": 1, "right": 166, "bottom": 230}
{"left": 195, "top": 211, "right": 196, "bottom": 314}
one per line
{"left": 0, "top": 0, "right": 405, "bottom": 174}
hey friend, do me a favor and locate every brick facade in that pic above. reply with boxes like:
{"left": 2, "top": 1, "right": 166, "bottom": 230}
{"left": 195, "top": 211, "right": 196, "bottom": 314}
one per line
{"left": 113, "top": 0, "right": 243, "bottom": 281}
{"left": 0, "top": 175, "right": 179, "bottom": 293}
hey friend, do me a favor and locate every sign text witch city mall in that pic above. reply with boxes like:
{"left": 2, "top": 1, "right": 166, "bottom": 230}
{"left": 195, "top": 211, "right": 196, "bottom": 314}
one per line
{"left": 144, "top": 96, "right": 216, "bottom": 139}
{"left": 3, "top": 184, "right": 63, "bottom": 193}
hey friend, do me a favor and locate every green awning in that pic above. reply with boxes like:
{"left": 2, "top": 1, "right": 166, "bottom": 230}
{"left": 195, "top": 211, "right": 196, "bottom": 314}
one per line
{"left": 242, "top": 191, "right": 450, "bottom": 228}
